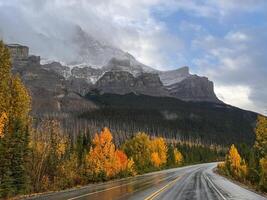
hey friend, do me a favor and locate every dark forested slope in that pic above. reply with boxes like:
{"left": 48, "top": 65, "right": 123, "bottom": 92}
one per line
{"left": 80, "top": 92, "right": 257, "bottom": 145}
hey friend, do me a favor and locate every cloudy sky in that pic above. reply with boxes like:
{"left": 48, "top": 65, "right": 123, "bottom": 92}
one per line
{"left": 0, "top": 0, "right": 267, "bottom": 115}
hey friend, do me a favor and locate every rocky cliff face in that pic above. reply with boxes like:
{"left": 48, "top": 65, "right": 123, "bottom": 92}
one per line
{"left": 158, "top": 66, "right": 190, "bottom": 86}
{"left": 71, "top": 66, "right": 103, "bottom": 84}
{"left": 11, "top": 56, "right": 96, "bottom": 114}
{"left": 95, "top": 71, "right": 169, "bottom": 97}
{"left": 168, "top": 75, "right": 221, "bottom": 103}
{"left": 103, "top": 54, "right": 155, "bottom": 76}
{"left": 42, "top": 62, "right": 71, "bottom": 78}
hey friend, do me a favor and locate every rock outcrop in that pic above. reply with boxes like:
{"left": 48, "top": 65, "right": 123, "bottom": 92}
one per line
{"left": 159, "top": 66, "right": 190, "bottom": 86}
{"left": 103, "top": 55, "right": 155, "bottom": 76}
{"left": 71, "top": 66, "right": 103, "bottom": 84}
{"left": 95, "top": 71, "right": 169, "bottom": 97}
{"left": 42, "top": 62, "right": 71, "bottom": 78}
{"left": 168, "top": 75, "right": 221, "bottom": 103}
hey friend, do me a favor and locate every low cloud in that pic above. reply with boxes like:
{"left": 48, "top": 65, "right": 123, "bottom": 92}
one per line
{"left": 192, "top": 28, "right": 267, "bottom": 114}
{"left": 0, "top": 0, "right": 266, "bottom": 114}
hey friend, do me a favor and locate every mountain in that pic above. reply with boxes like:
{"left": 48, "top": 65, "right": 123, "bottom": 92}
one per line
{"left": 168, "top": 75, "right": 221, "bottom": 103}
{"left": 10, "top": 26, "right": 217, "bottom": 103}
{"left": 102, "top": 54, "right": 155, "bottom": 76}
{"left": 158, "top": 66, "right": 190, "bottom": 86}
{"left": 42, "top": 61, "right": 71, "bottom": 78}
{"left": 95, "top": 71, "right": 169, "bottom": 97}
{"left": 71, "top": 66, "right": 103, "bottom": 84}
{"left": 7, "top": 43, "right": 222, "bottom": 114}
{"left": 71, "top": 26, "right": 137, "bottom": 67}
{"left": 6, "top": 42, "right": 259, "bottom": 146}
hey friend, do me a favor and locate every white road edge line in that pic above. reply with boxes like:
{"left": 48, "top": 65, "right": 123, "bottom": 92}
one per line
{"left": 144, "top": 176, "right": 181, "bottom": 200}
{"left": 205, "top": 174, "right": 227, "bottom": 200}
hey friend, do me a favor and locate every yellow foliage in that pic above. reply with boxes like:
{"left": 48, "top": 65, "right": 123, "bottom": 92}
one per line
{"left": 9, "top": 75, "right": 31, "bottom": 126}
{"left": 85, "top": 127, "right": 134, "bottom": 179}
{"left": 228, "top": 144, "right": 241, "bottom": 169}
{"left": 217, "top": 162, "right": 225, "bottom": 170}
{"left": 126, "top": 157, "right": 136, "bottom": 176}
{"left": 0, "top": 112, "right": 7, "bottom": 138}
{"left": 56, "top": 141, "right": 67, "bottom": 158}
{"left": 255, "top": 115, "right": 267, "bottom": 157}
{"left": 34, "top": 141, "right": 49, "bottom": 155}
{"left": 174, "top": 148, "right": 183, "bottom": 165}
{"left": 0, "top": 40, "right": 12, "bottom": 114}
{"left": 29, "top": 120, "right": 69, "bottom": 191}
{"left": 150, "top": 137, "right": 168, "bottom": 167}
{"left": 259, "top": 156, "right": 267, "bottom": 188}
{"left": 225, "top": 144, "right": 247, "bottom": 179}
{"left": 151, "top": 152, "right": 161, "bottom": 167}
{"left": 122, "top": 132, "right": 152, "bottom": 170}
{"left": 31, "top": 120, "right": 68, "bottom": 158}
{"left": 0, "top": 42, "right": 31, "bottom": 132}
{"left": 55, "top": 153, "right": 81, "bottom": 188}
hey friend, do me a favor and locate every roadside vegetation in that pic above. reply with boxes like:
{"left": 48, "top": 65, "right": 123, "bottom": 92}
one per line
{"left": 0, "top": 41, "right": 224, "bottom": 198}
{"left": 218, "top": 115, "right": 267, "bottom": 192}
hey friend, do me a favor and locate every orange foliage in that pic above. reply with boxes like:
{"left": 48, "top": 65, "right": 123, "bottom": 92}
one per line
{"left": 151, "top": 152, "right": 161, "bottom": 167}
{"left": 116, "top": 150, "right": 128, "bottom": 171}
{"left": 86, "top": 127, "right": 135, "bottom": 179}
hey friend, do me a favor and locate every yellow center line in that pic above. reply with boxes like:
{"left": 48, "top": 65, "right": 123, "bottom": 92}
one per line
{"left": 144, "top": 176, "right": 181, "bottom": 200}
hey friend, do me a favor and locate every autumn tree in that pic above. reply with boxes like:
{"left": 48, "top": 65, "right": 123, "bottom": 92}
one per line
{"left": 0, "top": 41, "right": 31, "bottom": 198}
{"left": 254, "top": 116, "right": 267, "bottom": 158}
{"left": 150, "top": 137, "right": 167, "bottom": 168}
{"left": 259, "top": 157, "right": 267, "bottom": 191}
{"left": 55, "top": 153, "right": 81, "bottom": 189}
{"left": 29, "top": 120, "right": 69, "bottom": 192}
{"left": 0, "top": 112, "right": 7, "bottom": 138}
{"left": 122, "top": 132, "right": 152, "bottom": 173}
{"left": 218, "top": 116, "right": 267, "bottom": 192}
{"left": 254, "top": 115, "right": 267, "bottom": 191}
{"left": 224, "top": 145, "right": 247, "bottom": 180}
{"left": 9, "top": 75, "right": 31, "bottom": 128}
{"left": 0, "top": 40, "right": 12, "bottom": 115}
{"left": 173, "top": 148, "right": 183, "bottom": 166}
{"left": 85, "top": 128, "right": 135, "bottom": 180}
{"left": 0, "top": 41, "right": 30, "bottom": 131}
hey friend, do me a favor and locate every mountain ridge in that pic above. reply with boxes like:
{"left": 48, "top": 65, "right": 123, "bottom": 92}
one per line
{"left": 7, "top": 39, "right": 221, "bottom": 104}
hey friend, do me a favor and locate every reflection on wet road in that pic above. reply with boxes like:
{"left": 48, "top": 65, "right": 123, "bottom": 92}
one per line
{"left": 27, "top": 163, "right": 267, "bottom": 200}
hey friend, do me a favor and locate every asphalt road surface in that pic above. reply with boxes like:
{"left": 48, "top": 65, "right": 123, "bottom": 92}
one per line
{"left": 27, "top": 163, "right": 267, "bottom": 200}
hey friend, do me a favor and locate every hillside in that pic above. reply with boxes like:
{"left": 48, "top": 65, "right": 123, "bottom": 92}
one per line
{"left": 81, "top": 92, "right": 257, "bottom": 145}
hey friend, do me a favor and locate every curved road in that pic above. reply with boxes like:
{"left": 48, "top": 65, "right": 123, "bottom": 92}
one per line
{"left": 27, "top": 163, "right": 267, "bottom": 200}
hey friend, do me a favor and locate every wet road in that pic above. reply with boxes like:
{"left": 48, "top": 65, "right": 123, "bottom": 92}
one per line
{"left": 27, "top": 163, "right": 267, "bottom": 200}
